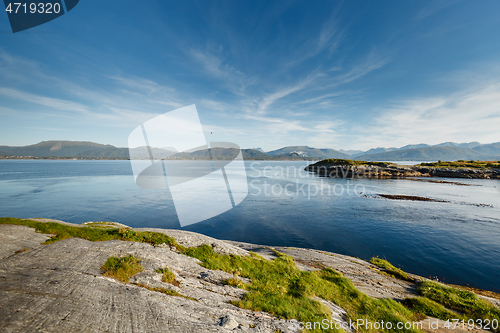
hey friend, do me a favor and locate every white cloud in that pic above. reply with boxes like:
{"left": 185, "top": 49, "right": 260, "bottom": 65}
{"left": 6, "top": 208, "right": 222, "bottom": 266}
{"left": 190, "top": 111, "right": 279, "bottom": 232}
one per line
{"left": 254, "top": 71, "right": 325, "bottom": 115}
{"left": 317, "top": 7, "right": 343, "bottom": 53}
{"left": 352, "top": 82, "right": 500, "bottom": 149}
{"left": 109, "top": 76, "right": 175, "bottom": 95}
{"left": 0, "top": 87, "right": 89, "bottom": 113}
{"left": 335, "top": 51, "right": 390, "bottom": 85}
{"left": 415, "top": 0, "right": 457, "bottom": 21}
{"left": 200, "top": 99, "right": 232, "bottom": 112}
{"left": 285, "top": 7, "right": 344, "bottom": 67}
{"left": 243, "top": 114, "right": 309, "bottom": 132}
{"left": 190, "top": 47, "right": 255, "bottom": 95}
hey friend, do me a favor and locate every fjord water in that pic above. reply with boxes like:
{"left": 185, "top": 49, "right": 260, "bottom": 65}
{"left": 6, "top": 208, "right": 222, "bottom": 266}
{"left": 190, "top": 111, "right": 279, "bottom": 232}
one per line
{"left": 1, "top": 160, "right": 499, "bottom": 292}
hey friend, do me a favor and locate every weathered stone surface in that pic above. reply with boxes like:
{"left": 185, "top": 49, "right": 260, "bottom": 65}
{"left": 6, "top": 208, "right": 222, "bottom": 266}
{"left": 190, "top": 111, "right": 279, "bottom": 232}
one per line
{"left": 0, "top": 224, "right": 51, "bottom": 258}
{"left": 0, "top": 232, "right": 294, "bottom": 333}
{"left": 220, "top": 314, "right": 239, "bottom": 329}
{"left": 0, "top": 221, "right": 497, "bottom": 333}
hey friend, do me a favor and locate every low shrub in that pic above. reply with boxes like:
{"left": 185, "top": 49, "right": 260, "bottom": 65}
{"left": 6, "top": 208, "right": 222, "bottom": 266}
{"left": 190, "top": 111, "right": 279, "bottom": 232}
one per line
{"left": 156, "top": 267, "right": 180, "bottom": 287}
{"left": 101, "top": 255, "right": 143, "bottom": 283}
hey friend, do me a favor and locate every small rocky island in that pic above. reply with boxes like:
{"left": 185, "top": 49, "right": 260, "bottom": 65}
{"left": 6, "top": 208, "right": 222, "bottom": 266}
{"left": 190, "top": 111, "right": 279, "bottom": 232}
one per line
{"left": 1, "top": 218, "right": 499, "bottom": 333}
{"left": 304, "top": 159, "right": 500, "bottom": 179}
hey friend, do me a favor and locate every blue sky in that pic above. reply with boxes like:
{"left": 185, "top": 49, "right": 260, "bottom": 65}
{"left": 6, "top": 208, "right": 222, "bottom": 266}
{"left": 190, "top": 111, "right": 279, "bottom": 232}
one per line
{"left": 1, "top": 0, "right": 500, "bottom": 151}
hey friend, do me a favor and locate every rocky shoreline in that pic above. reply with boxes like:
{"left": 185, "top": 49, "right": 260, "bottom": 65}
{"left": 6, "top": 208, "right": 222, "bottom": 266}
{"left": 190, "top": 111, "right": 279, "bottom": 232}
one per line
{"left": 1, "top": 219, "right": 499, "bottom": 333}
{"left": 304, "top": 163, "right": 500, "bottom": 179}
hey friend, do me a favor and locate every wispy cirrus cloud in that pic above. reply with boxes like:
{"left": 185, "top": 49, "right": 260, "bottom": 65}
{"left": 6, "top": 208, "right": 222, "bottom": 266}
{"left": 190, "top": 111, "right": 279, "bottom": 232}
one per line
{"left": 334, "top": 51, "right": 390, "bottom": 85}
{"left": 190, "top": 47, "right": 255, "bottom": 95}
{"left": 243, "top": 114, "right": 309, "bottom": 132}
{"left": 246, "top": 50, "right": 389, "bottom": 118}
{"left": 254, "top": 71, "right": 324, "bottom": 115}
{"left": 286, "top": 7, "right": 344, "bottom": 67}
{"left": 0, "top": 51, "right": 187, "bottom": 127}
{"left": 347, "top": 81, "right": 500, "bottom": 150}
{"left": 0, "top": 87, "right": 89, "bottom": 113}
{"left": 0, "top": 51, "right": 41, "bottom": 82}
{"left": 415, "top": 0, "right": 458, "bottom": 21}
{"left": 109, "top": 76, "right": 175, "bottom": 95}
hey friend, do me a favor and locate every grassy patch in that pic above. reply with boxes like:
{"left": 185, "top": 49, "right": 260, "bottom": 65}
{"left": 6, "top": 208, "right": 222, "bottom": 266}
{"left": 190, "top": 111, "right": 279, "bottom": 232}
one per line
{"left": 222, "top": 268, "right": 246, "bottom": 289}
{"left": 81, "top": 222, "right": 120, "bottom": 229}
{"left": 156, "top": 267, "right": 180, "bottom": 287}
{"left": 222, "top": 277, "right": 246, "bottom": 289}
{"left": 82, "top": 221, "right": 119, "bottom": 228}
{"left": 183, "top": 245, "right": 421, "bottom": 333}
{"left": 101, "top": 255, "right": 143, "bottom": 283}
{"left": 446, "top": 283, "right": 500, "bottom": 301}
{"left": 0, "top": 217, "right": 182, "bottom": 250}
{"left": 419, "top": 160, "right": 500, "bottom": 169}
{"left": 370, "top": 257, "right": 413, "bottom": 281}
{"left": 4, "top": 217, "right": 500, "bottom": 332}
{"left": 401, "top": 297, "right": 460, "bottom": 321}
{"left": 418, "top": 281, "right": 500, "bottom": 331}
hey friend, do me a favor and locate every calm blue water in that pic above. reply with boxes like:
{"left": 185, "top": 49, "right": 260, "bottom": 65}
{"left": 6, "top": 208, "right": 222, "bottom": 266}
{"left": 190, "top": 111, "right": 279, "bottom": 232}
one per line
{"left": 1, "top": 160, "right": 499, "bottom": 292}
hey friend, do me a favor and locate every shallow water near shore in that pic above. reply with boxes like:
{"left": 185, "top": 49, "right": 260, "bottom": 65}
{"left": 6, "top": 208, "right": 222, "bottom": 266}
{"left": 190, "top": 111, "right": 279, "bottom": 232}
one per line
{"left": 0, "top": 159, "right": 499, "bottom": 292}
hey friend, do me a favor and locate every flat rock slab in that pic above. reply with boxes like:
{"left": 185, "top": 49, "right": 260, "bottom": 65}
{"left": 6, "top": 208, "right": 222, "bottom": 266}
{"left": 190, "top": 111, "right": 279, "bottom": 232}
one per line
{"left": 0, "top": 228, "right": 295, "bottom": 333}
{"left": 1, "top": 221, "right": 497, "bottom": 333}
{"left": 0, "top": 224, "right": 51, "bottom": 259}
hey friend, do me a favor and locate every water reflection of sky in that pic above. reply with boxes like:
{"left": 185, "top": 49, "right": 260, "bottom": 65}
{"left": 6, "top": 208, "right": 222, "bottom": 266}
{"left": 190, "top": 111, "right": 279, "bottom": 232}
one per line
{"left": 0, "top": 160, "right": 499, "bottom": 292}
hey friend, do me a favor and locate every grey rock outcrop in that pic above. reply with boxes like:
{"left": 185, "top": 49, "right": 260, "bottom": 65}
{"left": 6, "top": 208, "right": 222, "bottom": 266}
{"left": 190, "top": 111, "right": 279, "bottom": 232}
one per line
{"left": 304, "top": 163, "right": 500, "bottom": 179}
{"left": 0, "top": 224, "right": 51, "bottom": 259}
{"left": 0, "top": 224, "right": 294, "bottom": 333}
{"left": 1, "top": 221, "right": 497, "bottom": 333}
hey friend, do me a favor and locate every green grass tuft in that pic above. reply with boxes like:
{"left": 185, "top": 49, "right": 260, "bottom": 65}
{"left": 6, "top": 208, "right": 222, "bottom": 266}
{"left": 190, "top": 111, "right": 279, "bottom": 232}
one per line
{"left": 156, "top": 267, "right": 180, "bottom": 287}
{"left": 222, "top": 267, "right": 246, "bottom": 289}
{"left": 101, "top": 255, "right": 143, "bottom": 283}
{"left": 401, "top": 297, "right": 460, "bottom": 321}
{"left": 183, "top": 245, "right": 421, "bottom": 333}
{"left": 4, "top": 217, "right": 500, "bottom": 332}
{"left": 222, "top": 277, "right": 246, "bottom": 289}
{"left": 418, "top": 281, "right": 500, "bottom": 332}
{"left": 370, "top": 257, "right": 413, "bottom": 281}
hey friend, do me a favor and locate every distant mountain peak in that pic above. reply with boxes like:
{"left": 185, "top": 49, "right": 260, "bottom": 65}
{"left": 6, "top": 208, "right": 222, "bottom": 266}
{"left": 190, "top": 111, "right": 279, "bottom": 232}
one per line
{"left": 266, "top": 146, "right": 350, "bottom": 159}
{"left": 436, "top": 141, "right": 482, "bottom": 148}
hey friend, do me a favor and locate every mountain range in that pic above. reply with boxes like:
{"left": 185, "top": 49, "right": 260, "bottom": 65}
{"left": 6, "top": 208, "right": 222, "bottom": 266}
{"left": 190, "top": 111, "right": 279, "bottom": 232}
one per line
{"left": 1, "top": 140, "right": 500, "bottom": 161}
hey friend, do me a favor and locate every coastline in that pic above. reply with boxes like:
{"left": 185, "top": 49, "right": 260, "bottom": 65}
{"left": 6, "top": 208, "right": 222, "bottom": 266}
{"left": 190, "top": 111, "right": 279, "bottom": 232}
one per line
{"left": 1, "top": 218, "right": 499, "bottom": 333}
{"left": 305, "top": 162, "right": 500, "bottom": 179}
